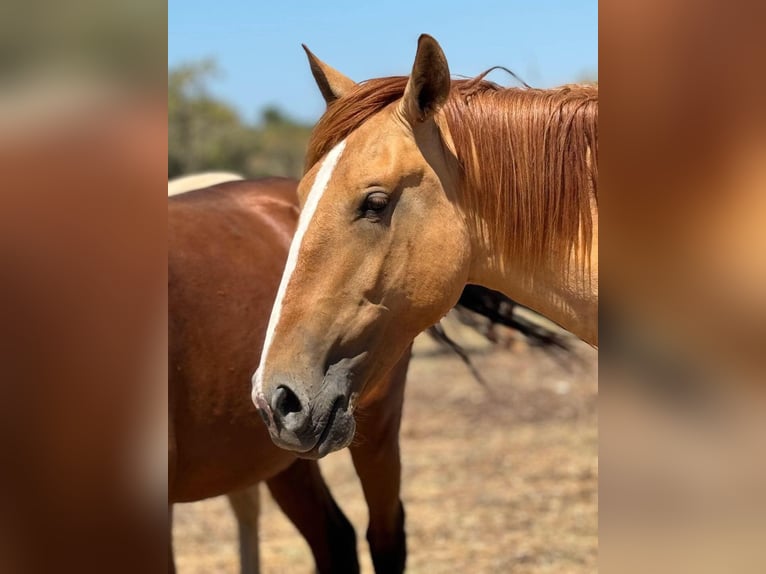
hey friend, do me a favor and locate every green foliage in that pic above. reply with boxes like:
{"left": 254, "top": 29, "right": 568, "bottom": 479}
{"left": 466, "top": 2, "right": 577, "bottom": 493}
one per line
{"left": 168, "top": 60, "right": 313, "bottom": 179}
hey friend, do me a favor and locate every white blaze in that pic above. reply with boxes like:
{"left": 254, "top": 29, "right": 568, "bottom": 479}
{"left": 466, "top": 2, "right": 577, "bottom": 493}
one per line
{"left": 252, "top": 139, "right": 347, "bottom": 397}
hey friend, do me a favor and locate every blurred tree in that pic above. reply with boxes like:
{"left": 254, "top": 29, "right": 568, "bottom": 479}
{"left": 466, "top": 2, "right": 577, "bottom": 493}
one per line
{"left": 168, "top": 61, "right": 312, "bottom": 180}
{"left": 248, "top": 105, "right": 312, "bottom": 178}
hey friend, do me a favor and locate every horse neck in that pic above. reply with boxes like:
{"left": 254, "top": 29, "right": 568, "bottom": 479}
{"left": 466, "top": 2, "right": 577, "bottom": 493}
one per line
{"left": 438, "top": 83, "right": 598, "bottom": 345}
{"left": 461, "top": 174, "right": 599, "bottom": 346}
{"left": 437, "top": 84, "right": 598, "bottom": 344}
{"left": 467, "top": 226, "right": 598, "bottom": 345}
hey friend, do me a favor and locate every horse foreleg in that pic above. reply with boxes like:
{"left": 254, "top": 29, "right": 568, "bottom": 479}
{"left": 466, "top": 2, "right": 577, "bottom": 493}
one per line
{"left": 227, "top": 486, "right": 261, "bottom": 574}
{"left": 349, "top": 348, "right": 410, "bottom": 574}
{"left": 266, "top": 459, "right": 359, "bottom": 574}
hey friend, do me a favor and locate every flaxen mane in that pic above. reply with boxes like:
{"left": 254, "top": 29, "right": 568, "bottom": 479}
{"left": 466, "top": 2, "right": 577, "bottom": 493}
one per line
{"left": 306, "top": 74, "right": 598, "bottom": 282}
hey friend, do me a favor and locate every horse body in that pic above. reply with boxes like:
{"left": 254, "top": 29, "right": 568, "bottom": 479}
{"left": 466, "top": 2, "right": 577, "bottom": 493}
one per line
{"left": 169, "top": 178, "right": 410, "bottom": 572}
{"left": 169, "top": 178, "right": 300, "bottom": 500}
{"left": 253, "top": 36, "right": 597, "bottom": 457}
{"left": 167, "top": 171, "right": 244, "bottom": 196}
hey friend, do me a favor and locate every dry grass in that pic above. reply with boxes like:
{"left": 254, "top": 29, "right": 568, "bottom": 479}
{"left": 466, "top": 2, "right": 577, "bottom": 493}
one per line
{"left": 173, "top": 320, "right": 597, "bottom": 573}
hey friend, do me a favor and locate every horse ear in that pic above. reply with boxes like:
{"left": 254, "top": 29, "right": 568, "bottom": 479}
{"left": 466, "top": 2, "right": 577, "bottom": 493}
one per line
{"left": 302, "top": 44, "right": 356, "bottom": 105}
{"left": 400, "top": 34, "right": 451, "bottom": 123}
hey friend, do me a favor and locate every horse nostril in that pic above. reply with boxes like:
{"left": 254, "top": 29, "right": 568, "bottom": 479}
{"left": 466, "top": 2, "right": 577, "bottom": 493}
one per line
{"left": 272, "top": 385, "right": 303, "bottom": 417}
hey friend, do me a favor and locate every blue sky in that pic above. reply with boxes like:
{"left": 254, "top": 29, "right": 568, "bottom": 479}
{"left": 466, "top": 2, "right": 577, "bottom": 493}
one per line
{"left": 168, "top": 1, "right": 597, "bottom": 124}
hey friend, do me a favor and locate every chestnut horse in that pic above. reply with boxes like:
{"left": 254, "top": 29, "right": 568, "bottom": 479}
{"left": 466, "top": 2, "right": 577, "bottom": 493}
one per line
{"left": 253, "top": 35, "right": 597, "bottom": 458}
{"left": 169, "top": 178, "right": 411, "bottom": 573}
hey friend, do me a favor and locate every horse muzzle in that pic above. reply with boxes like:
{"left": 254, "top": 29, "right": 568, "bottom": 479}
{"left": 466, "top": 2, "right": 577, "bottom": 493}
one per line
{"left": 252, "top": 361, "right": 358, "bottom": 458}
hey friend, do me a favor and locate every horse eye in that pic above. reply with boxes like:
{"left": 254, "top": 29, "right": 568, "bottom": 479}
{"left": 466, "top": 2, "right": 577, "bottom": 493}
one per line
{"left": 361, "top": 191, "right": 390, "bottom": 216}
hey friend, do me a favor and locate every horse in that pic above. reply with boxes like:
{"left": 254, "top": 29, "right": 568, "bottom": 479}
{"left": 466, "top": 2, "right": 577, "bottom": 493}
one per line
{"left": 168, "top": 172, "right": 244, "bottom": 196}
{"left": 168, "top": 175, "right": 289, "bottom": 574}
{"left": 252, "top": 35, "right": 597, "bottom": 461}
{"left": 169, "top": 177, "right": 412, "bottom": 573}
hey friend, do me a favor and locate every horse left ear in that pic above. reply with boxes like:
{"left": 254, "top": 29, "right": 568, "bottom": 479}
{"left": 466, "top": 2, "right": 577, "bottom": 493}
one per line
{"left": 302, "top": 44, "right": 357, "bottom": 105}
{"left": 400, "top": 34, "right": 451, "bottom": 124}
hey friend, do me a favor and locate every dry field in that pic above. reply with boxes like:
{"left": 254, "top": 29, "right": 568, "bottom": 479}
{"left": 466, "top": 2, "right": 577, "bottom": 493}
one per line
{"left": 173, "top": 319, "right": 598, "bottom": 573}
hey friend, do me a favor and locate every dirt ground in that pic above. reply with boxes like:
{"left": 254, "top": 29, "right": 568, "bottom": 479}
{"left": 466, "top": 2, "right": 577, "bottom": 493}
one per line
{"left": 173, "top": 318, "right": 598, "bottom": 573}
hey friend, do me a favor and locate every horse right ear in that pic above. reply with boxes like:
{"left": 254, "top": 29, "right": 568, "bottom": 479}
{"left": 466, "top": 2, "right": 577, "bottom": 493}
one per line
{"left": 400, "top": 34, "right": 451, "bottom": 124}
{"left": 302, "top": 45, "right": 356, "bottom": 105}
